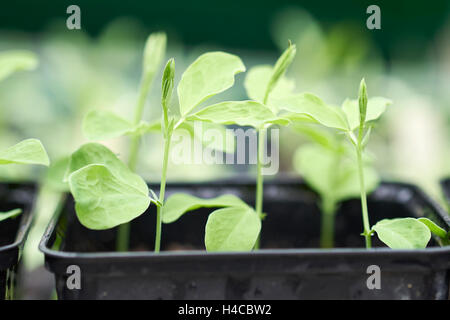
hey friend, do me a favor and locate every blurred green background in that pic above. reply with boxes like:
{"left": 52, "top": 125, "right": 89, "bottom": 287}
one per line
{"left": 0, "top": 0, "right": 449, "bottom": 297}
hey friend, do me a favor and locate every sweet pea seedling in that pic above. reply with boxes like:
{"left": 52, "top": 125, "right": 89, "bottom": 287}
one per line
{"left": 70, "top": 32, "right": 252, "bottom": 252}
{"left": 292, "top": 124, "right": 379, "bottom": 248}
{"left": 160, "top": 51, "right": 264, "bottom": 252}
{"left": 184, "top": 43, "right": 296, "bottom": 249}
{"left": 278, "top": 78, "right": 447, "bottom": 249}
{"left": 0, "top": 51, "right": 50, "bottom": 222}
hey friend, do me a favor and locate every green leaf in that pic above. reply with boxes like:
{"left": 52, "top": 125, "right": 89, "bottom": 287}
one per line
{"left": 265, "top": 42, "right": 296, "bottom": 103}
{"left": 0, "top": 50, "right": 38, "bottom": 82}
{"left": 342, "top": 97, "right": 392, "bottom": 131}
{"left": 0, "top": 139, "right": 49, "bottom": 166}
{"left": 0, "top": 209, "right": 22, "bottom": 222}
{"left": 294, "top": 143, "right": 379, "bottom": 203}
{"left": 275, "top": 93, "right": 349, "bottom": 131}
{"left": 372, "top": 218, "right": 431, "bottom": 249}
{"left": 244, "top": 65, "right": 295, "bottom": 112}
{"left": 205, "top": 206, "right": 261, "bottom": 252}
{"left": 418, "top": 218, "right": 448, "bottom": 239}
{"left": 162, "top": 193, "right": 247, "bottom": 223}
{"left": 65, "top": 143, "right": 148, "bottom": 195}
{"left": 187, "top": 100, "right": 288, "bottom": 129}
{"left": 177, "top": 52, "right": 245, "bottom": 116}
{"left": 142, "top": 32, "right": 166, "bottom": 80}
{"left": 69, "top": 164, "right": 150, "bottom": 230}
{"left": 83, "top": 110, "right": 134, "bottom": 140}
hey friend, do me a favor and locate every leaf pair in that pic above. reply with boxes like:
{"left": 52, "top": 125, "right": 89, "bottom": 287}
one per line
{"left": 275, "top": 93, "right": 391, "bottom": 133}
{"left": 185, "top": 43, "right": 297, "bottom": 130}
{"left": 163, "top": 193, "right": 260, "bottom": 251}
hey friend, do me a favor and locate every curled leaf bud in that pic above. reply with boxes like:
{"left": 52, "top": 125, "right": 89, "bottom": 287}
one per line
{"left": 358, "top": 78, "right": 368, "bottom": 127}
{"left": 161, "top": 58, "right": 175, "bottom": 112}
{"left": 265, "top": 41, "right": 296, "bottom": 103}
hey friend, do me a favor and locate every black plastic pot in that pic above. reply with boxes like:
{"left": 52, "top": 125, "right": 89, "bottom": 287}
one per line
{"left": 0, "top": 183, "right": 35, "bottom": 300}
{"left": 441, "top": 178, "right": 450, "bottom": 206}
{"left": 40, "top": 179, "right": 450, "bottom": 300}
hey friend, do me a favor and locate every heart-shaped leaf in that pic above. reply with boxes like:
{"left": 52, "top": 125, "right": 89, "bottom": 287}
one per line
{"left": 66, "top": 143, "right": 150, "bottom": 229}
{"left": 177, "top": 52, "right": 245, "bottom": 116}
{"left": 69, "top": 164, "right": 150, "bottom": 230}
{"left": 162, "top": 193, "right": 247, "bottom": 223}
{"left": 0, "top": 139, "right": 49, "bottom": 166}
{"left": 372, "top": 218, "right": 431, "bottom": 249}
{"left": 205, "top": 206, "right": 261, "bottom": 251}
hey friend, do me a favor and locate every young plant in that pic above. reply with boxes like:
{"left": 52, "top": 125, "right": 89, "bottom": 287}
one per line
{"left": 292, "top": 124, "right": 379, "bottom": 248}
{"left": 68, "top": 32, "right": 251, "bottom": 252}
{"left": 276, "top": 78, "right": 447, "bottom": 249}
{"left": 0, "top": 51, "right": 50, "bottom": 221}
{"left": 176, "top": 42, "right": 297, "bottom": 250}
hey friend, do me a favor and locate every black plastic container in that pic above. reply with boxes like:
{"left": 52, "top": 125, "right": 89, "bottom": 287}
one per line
{"left": 0, "top": 183, "right": 35, "bottom": 300}
{"left": 40, "top": 179, "right": 450, "bottom": 300}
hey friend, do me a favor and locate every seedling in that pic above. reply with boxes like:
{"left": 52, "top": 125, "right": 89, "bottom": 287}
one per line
{"left": 67, "top": 32, "right": 251, "bottom": 252}
{"left": 275, "top": 78, "right": 448, "bottom": 249}
{"left": 0, "top": 50, "right": 50, "bottom": 222}
{"left": 292, "top": 124, "right": 379, "bottom": 248}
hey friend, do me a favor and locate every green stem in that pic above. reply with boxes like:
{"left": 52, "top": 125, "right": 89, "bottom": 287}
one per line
{"left": 116, "top": 74, "right": 153, "bottom": 252}
{"left": 254, "top": 128, "right": 266, "bottom": 249}
{"left": 357, "top": 147, "right": 372, "bottom": 249}
{"left": 320, "top": 198, "right": 336, "bottom": 248}
{"left": 154, "top": 132, "right": 172, "bottom": 253}
{"left": 128, "top": 75, "right": 153, "bottom": 172}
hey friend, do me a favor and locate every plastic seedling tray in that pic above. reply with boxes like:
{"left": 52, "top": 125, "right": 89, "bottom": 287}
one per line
{"left": 0, "top": 183, "right": 35, "bottom": 300}
{"left": 40, "top": 178, "right": 450, "bottom": 300}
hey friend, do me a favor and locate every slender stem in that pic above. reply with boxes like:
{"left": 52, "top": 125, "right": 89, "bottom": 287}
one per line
{"left": 254, "top": 128, "right": 266, "bottom": 249}
{"left": 357, "top": 147, "right": 372, "bottom": 249}
{"left": 116, "top": 224, "right": 130, "bottom": 252}
{"left": 128, "top": 75, "right": 153, "bottom": 172}
{"left": 116, "top": 74, "right": 153, "bottom": 252}
{"left": 320, "top": 197, "right": 336, "bottom": 248}
{"left": 154, "top": 132, "right": 172, "bottom": 253}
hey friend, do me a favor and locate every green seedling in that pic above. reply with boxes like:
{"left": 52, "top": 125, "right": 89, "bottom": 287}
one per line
{"left": 0, "top": 51, "right": 50, "bottom": 222}
{"left": 292, "top": 124, "right": 379, "bottom": 248}
{"left": 276, "top": 78, "right": 446, "bottom": 249}
{"left": 68, "top": 32, "right": 251, "bottom": 252}
{"left": 178, "top": 42, "right": 297, "bottom": 250}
